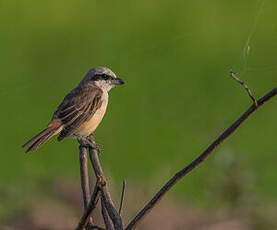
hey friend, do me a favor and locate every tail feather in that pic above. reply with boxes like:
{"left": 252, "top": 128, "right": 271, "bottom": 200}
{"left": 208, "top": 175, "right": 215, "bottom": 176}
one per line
{"left": 22, "top": 119, "right": 62, "bottom": 153}
{"left": 22, "top": 128, "right": 52, "bottom": 149}
{"left": 25, "top": 130, "right": 55, "bottom": 153}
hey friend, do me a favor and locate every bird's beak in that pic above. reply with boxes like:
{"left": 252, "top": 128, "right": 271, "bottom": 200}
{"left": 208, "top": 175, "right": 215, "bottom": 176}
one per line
{"left": 113, "top": 78, "right": 125, "bottom": 85}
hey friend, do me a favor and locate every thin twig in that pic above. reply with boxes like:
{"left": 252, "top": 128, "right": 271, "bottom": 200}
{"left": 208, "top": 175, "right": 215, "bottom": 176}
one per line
{"left": 125, "top": 87, "right": 277, "bottom": 230}
{"left": 118, "top": 180, "right": 126, "bottom": 216}
{"left": 79, "top": 145, "right": 93, "bottom": 229}
{"left": 88, "top": 139, "right": 123, "bottom": 230}
{"left": 101, "top": 192, "right": 122, "bottom": 230}
{"left": 101, "top": 196, "right": 113, "bottom": 230}
{"left": 76, "top": 180, "right": 102, "bottom": 230}
{"left": 230, "top": 69, "right": 258, "bottom": 107}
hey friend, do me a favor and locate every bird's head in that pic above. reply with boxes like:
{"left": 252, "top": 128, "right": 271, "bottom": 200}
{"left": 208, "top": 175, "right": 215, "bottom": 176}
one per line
{"left": 81, "top": 66, "right": 124, "bottom": 92}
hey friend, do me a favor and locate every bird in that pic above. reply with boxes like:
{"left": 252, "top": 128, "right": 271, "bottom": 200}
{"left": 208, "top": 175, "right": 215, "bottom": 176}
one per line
{"left": 22, "top": 66, "right": 124, "bottom": 153}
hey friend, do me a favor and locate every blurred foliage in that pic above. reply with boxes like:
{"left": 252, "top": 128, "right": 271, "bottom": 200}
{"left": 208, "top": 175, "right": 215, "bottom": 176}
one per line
{"left": 0, "top": 0, "right": 276, "bottom": 220}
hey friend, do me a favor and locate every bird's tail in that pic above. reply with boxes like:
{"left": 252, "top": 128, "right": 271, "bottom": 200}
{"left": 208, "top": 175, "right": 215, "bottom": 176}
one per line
{"left": 22, "top": 120, "right": 62, "bottom": 153}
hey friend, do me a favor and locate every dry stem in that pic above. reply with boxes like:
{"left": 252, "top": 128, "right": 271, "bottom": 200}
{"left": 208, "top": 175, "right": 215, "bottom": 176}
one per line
{"left": 230, "top": 69, "right": 258, "bottom": 107}
{"left": 118, "top": 180, "right": 126, "bottom": 216}
{"left": 125, "top": 86, "right": 277, "bottom": 230}
{"left": 79, "top": 145, "right": 93, "bottom": 228}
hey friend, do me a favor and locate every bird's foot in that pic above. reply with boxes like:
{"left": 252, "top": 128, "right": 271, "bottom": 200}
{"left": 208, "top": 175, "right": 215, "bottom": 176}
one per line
{"left": 88, "top": 134, "right": 100, "bottom": 154}
{"left": 79, "top": 137, "right": 100, "bottom": 154}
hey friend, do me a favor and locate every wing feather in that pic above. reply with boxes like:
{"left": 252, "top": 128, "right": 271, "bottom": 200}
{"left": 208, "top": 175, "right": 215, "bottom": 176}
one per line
{"left": 52, "top": 85, "right": 103, "bottom": 141}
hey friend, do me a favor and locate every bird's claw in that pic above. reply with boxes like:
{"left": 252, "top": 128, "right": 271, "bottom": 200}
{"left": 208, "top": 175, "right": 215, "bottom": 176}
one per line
{"left": 79, "top": 138, "right": 99, "bottom": 152}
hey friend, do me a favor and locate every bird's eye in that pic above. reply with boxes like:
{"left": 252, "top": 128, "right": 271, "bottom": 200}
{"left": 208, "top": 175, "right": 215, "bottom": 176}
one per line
{"left": 102, "top": 74, "right": 109, "bottom": 80}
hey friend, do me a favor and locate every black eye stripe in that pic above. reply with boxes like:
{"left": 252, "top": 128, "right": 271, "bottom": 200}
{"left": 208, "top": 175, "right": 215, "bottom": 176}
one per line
{"left": 93, "top": 74, "right": 111, "bottom": 80}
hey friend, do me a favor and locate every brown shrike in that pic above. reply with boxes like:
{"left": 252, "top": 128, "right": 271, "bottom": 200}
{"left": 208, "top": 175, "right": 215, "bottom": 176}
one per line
{"left": 22, "top": 67, "right": 124, "bottom": 153}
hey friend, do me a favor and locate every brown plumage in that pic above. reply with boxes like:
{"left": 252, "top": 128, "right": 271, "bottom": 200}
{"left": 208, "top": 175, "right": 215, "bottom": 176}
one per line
{"left": 54, "top": 84, "right": 103, "bottom": 141}
{"left": 22, "top": 66, "right": 124, "bottom": 153}
{"left": 22, "top": 120, "right": 62, "bottom": 152}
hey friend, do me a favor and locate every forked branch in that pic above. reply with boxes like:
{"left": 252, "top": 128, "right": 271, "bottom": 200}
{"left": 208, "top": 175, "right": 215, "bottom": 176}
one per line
{"left": 125, "top": 82, "right": 277, "bottom": 230}
{"left": 101, "top": 196, "right": 113, "bottom": 229}
{"left": 230, "top": 69, "right": 258, "bottom": 107}
{"left": 88, "top": 143, "right": 123, "bottom": 230}
{"left": 76, "top": 179, "right": 101, "bottom": 230}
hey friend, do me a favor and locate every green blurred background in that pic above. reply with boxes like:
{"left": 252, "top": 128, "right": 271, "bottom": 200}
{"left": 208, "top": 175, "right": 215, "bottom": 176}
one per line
{"left": 0, "top": 0, "right": 276, "bottom": 228}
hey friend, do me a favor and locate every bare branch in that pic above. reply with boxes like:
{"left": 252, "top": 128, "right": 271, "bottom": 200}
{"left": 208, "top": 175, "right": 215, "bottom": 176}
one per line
{"left": 75, "top": 180, "right": 101, "bottom": 230}
{"left": 79, "top": 145, "right": 93, "bottom": 228}
{"left": 101, "top": 196, "right": 113, "bottom": 230}
{"left": 118, "top": 180, "right": 126, "bottom": 216}
{"left": 88, "top": 140, "right": 123, "bottom": 230}
{"left": 230, "top": 69, "right": 258, "bottom": 107}
{"left": 125, "top": 87, "right": 277, "bottom": 230}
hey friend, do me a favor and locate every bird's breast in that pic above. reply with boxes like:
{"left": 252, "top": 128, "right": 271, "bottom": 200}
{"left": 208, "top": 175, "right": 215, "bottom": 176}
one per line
{"left": 75, "top": 95, "right": 108, "bottom": 137}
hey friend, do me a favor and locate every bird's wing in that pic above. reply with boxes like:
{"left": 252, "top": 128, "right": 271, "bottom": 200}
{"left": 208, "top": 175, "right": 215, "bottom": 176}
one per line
{"left": 53, "top": 85, "right": 103, "bottom": 141}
